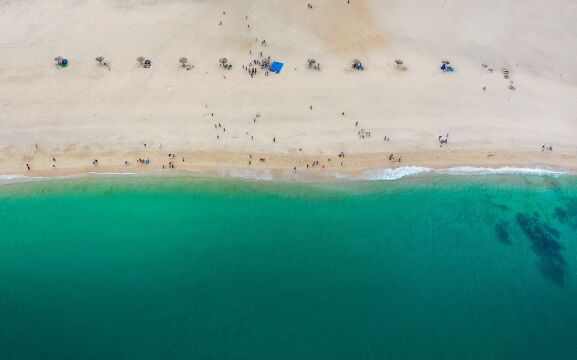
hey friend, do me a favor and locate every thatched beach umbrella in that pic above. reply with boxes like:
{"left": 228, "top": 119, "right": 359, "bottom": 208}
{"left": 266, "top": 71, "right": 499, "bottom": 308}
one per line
{"left": 95, "top": 56, "right": 104, "bottom": 64}
{"left": 179, "top": 57, "right": 188, "bottom": 67}
{"left": 352, "top": 58, "right": 364, "bottom": 70}
{"left": 219, "top": 57, "right": 228, "bottom": 65}
{"left": 54, "top": 56, "right": 63, "bottom": 64}
{"left": 137, "top": 56, "right": 145, "bottom": 66}
{"left": 441, "top": 59, "right": 451, "bottom": 65}
{"left": 394, "top": 59, "right": 403, "bottom": 66}
{"left": 308, "top": 58, "right": 317, "bottom": 68}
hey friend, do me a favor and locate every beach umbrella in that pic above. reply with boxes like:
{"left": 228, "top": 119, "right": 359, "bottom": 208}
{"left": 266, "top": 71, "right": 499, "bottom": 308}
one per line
{"left": 179, "top": 57, "right": 188, "bottom": 67}
{"left": 394, "top": 59, "right": 403, "bottom": 65}
{"left": 137, "top": 56, "right": 145, "bottom": 65}
{"left": 307, "top": 58, "right": 317, "bottom": 69}
{"left": 54, "top": 56, "right": 63, "bottom": 63}
{"left": 95, "top": 56, "right": 104, "bottom": 64}
{"left": 219, "top": 57, "right": 228, "bottom": 65}
{"left": 442, "top": 59, "right": 450, "bottom": 65}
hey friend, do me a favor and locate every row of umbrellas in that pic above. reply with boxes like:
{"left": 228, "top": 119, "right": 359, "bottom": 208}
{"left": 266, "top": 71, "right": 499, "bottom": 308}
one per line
{"left": 55, "top": 55, "right": 455, "bottom": 70}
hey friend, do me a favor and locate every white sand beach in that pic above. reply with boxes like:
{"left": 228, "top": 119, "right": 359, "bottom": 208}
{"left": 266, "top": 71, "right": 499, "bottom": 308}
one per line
{"left": 0, "top": 0, "right": 576, "bottom": 178}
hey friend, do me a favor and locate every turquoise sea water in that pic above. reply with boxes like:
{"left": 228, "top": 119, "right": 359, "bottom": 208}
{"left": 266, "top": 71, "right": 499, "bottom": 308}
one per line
{"left": 1, "top": 174, "right": 577, "bottom": 359}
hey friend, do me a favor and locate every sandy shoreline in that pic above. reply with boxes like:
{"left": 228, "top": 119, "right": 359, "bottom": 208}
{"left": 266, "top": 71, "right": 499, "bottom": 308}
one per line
{"left": 3, "top": 147, "right": 575, "bottom": 181}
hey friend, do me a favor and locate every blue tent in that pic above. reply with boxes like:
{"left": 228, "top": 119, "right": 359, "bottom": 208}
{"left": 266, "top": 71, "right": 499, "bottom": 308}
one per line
{"left": 269, "top": 62, "right": 284, "bottom": 73}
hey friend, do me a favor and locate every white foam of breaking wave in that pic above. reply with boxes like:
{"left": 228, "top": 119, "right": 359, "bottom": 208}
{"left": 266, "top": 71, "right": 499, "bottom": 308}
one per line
{"left": 360, "top": 166, "right": 433, "bottom": 180}
{"left": 0, "top": 174, "right": 48, "bottom": 184}
{"left": 87, "top": 172, "right": 137, "bottom": 176}
{"left": 328, "top": 172, "right": 350, "bottom": 179}
{"left": 220, "top": 168, "right": 274, "bottom": 181}
{"left": 0, "top": 174, "right": 29, "bottom": 181}
{"left": 438, "top": 167, "right": 567, "bottom": 176}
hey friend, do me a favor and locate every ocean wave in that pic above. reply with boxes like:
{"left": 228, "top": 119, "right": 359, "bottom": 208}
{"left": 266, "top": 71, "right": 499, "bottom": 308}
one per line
{"left": 357, "top": 166, "right": 568, "bottom": 181}
{"left": 360, "top": 167, "right": 433, "bottom": 180}
{"left": 219, "top": 168, "right": 274, "bottom": 181}
{"left": 0, "top": 174, "right": 29, "bottom": 180}
{"left": 328, "top": 172, "right": 350, "bottom": 179}
{"left": 0, "top": 174, "right": 47, "bottom": 182}
{"left": 438, "top": 167, "right": 567, "bottom": 176}
{"left": 0, "top": 166, "right": 571, "bottom": 185}
{"left": 87, "top": 172, "right": 137, "bottom": 176}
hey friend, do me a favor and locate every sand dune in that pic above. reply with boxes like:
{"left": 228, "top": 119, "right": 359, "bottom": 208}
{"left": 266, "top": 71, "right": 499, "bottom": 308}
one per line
{"left": 0, "top": 0, "right": 575, "bottom": 177}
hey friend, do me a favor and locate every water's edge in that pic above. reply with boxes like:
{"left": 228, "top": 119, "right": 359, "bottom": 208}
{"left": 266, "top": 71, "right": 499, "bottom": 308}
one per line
{"left": 0, "top": 166, "right": 571, "bottom": 186}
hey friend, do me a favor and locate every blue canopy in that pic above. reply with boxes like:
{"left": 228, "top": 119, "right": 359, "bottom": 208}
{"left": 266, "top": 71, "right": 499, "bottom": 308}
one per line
{"left": 269, "top": 62, "right": 284, "bottom": 73}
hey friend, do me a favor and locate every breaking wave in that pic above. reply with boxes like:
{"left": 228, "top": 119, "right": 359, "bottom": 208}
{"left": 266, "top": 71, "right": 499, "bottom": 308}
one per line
{"left": 219, "top": 168, "right": 274, "bottom": 181}
{"left": 438, "top": 167, "right": 566, "bottom": 176}
{"left": 360, "top": 167, "right": 433, "bottom": 180}
{"left": 357, "top": 166, "right": 568, "bottom": 181}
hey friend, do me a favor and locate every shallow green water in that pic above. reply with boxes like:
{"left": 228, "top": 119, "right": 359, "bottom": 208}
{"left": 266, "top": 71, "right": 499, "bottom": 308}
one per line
{"left": 1, "top": 174, "right": 577, "bottom": 359}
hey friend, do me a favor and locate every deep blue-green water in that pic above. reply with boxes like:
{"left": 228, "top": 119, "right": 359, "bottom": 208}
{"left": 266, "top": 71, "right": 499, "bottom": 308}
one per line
{"left": 1, "top": 174, "right": 577, "bottom": 359}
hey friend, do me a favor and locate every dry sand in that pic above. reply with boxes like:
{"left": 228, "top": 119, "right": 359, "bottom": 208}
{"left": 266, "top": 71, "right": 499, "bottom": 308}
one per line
{"left": 0, "top": 0, "right": 576, "bottom": 179}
